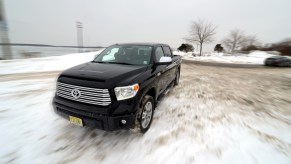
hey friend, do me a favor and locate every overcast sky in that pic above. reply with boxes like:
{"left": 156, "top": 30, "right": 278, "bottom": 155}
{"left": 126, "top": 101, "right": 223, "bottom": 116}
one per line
{"left": 3, "top": 0, "right": 291, "bottom": 50}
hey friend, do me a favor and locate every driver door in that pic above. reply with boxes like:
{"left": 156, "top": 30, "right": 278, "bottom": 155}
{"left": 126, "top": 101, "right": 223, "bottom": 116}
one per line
{"left": 154, "top": 46, "right": 171, "bottom": 94}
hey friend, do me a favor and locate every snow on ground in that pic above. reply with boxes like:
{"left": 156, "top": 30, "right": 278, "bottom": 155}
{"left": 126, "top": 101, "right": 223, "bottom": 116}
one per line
{"left": 175, "top": 51, "right": 276, "bottom": 65}
{"left": 1, "top": 61, "right": 291, "bottom": 164}
{"left": 0, "top": 49, "right": 104, "bottom": 75}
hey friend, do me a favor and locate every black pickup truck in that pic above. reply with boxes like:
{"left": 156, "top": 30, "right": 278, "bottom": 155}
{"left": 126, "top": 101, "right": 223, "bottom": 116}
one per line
{"left": 53, "top": 43, "right": 181, "bottom": 133}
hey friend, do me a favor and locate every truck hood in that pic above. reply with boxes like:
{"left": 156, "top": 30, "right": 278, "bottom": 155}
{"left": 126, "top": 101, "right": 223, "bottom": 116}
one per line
{"left": 59, "top": 62, "right": 147, "bottom": 86}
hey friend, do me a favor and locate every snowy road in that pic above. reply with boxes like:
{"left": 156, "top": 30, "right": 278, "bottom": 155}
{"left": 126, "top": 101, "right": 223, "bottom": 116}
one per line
{"left": 1, "top": 63, "right": 291, "bottom": 164}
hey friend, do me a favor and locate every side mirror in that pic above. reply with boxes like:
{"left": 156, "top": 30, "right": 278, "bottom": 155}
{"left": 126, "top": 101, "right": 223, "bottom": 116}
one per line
{"left": 156, "top": 56, "right": 172, "bottom": 65}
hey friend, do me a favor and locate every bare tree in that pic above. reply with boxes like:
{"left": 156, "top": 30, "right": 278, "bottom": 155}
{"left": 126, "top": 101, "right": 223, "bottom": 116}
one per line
{"left": 222, "top": 29, "right": 248, "bottom": 52}
{"left": 244, "top": 35, "right": 259, "bottom": 46}
{"left": 185, "top": 19, "right": 216, "bottom": 56}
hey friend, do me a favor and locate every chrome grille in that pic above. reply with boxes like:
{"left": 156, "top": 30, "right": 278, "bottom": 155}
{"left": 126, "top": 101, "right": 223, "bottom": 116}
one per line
{"left": 56, "top": 82, "right": 111, "bottom": 106}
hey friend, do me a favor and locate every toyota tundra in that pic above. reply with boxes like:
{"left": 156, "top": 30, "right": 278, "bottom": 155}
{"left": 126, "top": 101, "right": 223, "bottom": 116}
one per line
{"left": 52, "top": 43, "right": 181, "bottom": 133}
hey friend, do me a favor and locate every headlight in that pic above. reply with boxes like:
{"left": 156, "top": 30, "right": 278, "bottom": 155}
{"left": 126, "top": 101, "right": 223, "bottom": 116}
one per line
{"left": 114, "top": 84, "right": 139, "bottom": 101}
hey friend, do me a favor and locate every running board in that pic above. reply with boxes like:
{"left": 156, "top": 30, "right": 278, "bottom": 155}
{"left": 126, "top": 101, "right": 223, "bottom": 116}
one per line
{"left": 156, "top": 82, "right": 174, "bottom": 106}
{"left": 164, "top": 88, "right": 171, "bottom": 95}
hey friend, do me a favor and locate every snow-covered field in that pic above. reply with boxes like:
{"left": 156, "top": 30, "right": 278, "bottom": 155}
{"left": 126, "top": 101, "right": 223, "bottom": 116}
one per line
{"left": 0, "top": 50, "right": 103, "bottom": 75}
{"left": 175, "top": 51, "right": 276, "bottom": 65}
{"left": 1, "top": 52, "right": 291, "bottom": 164}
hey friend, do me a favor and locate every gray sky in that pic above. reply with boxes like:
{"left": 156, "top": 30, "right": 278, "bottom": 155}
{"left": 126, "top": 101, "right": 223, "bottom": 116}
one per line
{"left": 4, "top": 0, "right": 291, "bottom": 50}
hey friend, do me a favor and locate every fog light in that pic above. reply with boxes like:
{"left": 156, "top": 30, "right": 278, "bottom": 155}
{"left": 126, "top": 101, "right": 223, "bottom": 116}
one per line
{"left": 121, "top": 120, "right": 127, "bottom": 124}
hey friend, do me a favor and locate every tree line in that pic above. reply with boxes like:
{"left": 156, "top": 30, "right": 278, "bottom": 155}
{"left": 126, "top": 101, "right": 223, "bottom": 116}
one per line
{"left": 179, "top": 19, "right": 291, "bottom": 56}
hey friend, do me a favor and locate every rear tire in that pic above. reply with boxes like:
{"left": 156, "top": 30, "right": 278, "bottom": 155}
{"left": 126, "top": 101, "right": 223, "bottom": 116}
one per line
{"left": 133, "top": 95, "right": 154, "bottom": 133}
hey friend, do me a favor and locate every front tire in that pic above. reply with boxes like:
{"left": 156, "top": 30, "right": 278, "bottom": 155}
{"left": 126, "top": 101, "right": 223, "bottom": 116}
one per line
{"left": 135, "top": 95, "right": 154, "bottom": 133}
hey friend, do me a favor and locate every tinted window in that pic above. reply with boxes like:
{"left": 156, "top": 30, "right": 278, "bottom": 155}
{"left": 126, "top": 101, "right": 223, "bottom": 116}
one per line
{"left": 163, "top": 46, "right": 172, "bottom": 57}
{"left": 155, "top": 47, "right": 165, "bottom": 62}
{"left": 94, "top": 45, "right": 152, "bottom": 65}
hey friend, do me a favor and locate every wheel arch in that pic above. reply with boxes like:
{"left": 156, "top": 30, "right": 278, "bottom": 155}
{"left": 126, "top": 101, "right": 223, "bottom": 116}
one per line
{"left": 139, "top": 87, "right": 157, "bottom": 108}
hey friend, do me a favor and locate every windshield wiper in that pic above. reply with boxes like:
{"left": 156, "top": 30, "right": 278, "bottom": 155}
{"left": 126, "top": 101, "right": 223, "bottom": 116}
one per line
{"left": 106, "top": 62, "right": 134, "bottom": 65}
{"left": 92, "top": 61, "right": 134, "bottom": 65}
{"left": 92, "top": 61, "right": 105, "bottom": 63}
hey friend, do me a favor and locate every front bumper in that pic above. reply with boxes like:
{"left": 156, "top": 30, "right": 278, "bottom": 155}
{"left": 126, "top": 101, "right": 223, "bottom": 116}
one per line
{"left": 53, "top": 96, "right": 137, "bottom": 131}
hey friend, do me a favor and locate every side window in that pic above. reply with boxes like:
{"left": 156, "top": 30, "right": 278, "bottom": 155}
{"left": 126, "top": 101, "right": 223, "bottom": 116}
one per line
{"left": 155, "top": 47, "right": 165, "bottom": 62}
{"left": 162, "top": 46, "right": 172, "bottom": 57}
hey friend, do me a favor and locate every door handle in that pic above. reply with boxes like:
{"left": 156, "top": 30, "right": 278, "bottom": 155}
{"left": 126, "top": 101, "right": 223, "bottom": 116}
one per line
{"left": 156, "top": 72, "right": 161, "bottom": 77}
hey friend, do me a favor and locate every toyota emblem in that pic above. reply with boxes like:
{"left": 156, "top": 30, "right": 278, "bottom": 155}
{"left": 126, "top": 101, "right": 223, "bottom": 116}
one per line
{"left": 71, "top": 89, "right": 81, "bottom": 99}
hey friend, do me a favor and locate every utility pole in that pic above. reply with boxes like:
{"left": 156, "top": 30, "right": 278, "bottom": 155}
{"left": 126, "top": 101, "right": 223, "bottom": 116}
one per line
{"left": 0, "top": 0, "right": 12, "bottom": 59}
{"left": 76, "top": 21, "right": 83, "bottom": 53}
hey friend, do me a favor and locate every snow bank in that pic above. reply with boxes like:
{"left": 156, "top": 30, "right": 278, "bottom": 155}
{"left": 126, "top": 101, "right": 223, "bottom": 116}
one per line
{"left": 247, "top": 51, "right": 276, "bottom": 58}
{"left": 173, "top": 51, "right": 189, "bottom": 57}
{"left": 177, "top": 51, "right": 276, "bottom": 65}
{"left": 0, "top": 49, "right": 104, "bottom": 75}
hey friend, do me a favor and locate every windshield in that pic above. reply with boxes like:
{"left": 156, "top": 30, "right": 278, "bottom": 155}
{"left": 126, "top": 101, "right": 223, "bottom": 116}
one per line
{"left": 93, "top": 45, "right": 153, "bottom": 65}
